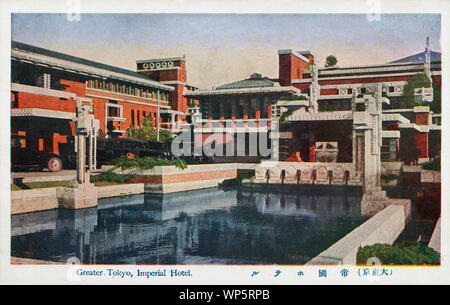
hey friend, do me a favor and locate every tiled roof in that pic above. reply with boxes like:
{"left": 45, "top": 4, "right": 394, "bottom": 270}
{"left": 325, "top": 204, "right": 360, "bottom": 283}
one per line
{"left": 389, "top": 50, "right": 441, "bottom": 64}
{"left": 11, "top": 40, "right": 166, "bottom": 85}
{"left": 216, "top": 77, "right": 276, "bottom": 90}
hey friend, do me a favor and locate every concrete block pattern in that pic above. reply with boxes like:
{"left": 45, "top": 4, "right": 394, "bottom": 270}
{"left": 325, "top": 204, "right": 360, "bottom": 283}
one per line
{"left": 11, "top": 188, "right": 59, "bottom": 214}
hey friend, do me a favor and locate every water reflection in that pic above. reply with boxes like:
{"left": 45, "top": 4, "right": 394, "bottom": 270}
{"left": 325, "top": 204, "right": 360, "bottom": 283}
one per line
{"left": 12, "top": 186, "right": 366, "bottom": 265}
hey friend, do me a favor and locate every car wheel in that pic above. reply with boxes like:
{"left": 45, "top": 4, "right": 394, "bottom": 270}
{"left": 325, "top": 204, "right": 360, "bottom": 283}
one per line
{"left": 47, "top": 157, "right": 63, "bottom": 172}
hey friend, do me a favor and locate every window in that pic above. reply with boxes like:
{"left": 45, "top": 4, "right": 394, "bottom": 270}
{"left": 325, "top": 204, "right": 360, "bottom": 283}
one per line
{"left": 108, "top": 107, "right": 119, "bottom": 118}
{"left": 347, "top": 88, "right": 352, "bottom": 94}
{"left": 131, "top": 110, "right": 135, "bottom": 126}
{"left": 137, "top": 110, "right": 140, "bottom": 125}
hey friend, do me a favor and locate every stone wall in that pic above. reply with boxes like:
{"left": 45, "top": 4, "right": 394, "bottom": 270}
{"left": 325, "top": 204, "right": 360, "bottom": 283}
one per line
{"left": 104, "top": 163, "right": 238, "bottom": 194}
{"left": 97, "top": 183, "right": 145, "bottom": 198}
{"left": 11, "top": 188, "right": 59, "bottom": 214}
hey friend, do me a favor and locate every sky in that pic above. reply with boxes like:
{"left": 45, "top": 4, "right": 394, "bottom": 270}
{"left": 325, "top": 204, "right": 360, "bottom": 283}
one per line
{"left": 11, "top": 13, "right": 441, "bottom": 89}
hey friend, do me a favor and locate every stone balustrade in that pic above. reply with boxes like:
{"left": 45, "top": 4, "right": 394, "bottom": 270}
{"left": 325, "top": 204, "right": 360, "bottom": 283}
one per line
{"left": 254, "top": 161, "right": 360, "bottom": 185}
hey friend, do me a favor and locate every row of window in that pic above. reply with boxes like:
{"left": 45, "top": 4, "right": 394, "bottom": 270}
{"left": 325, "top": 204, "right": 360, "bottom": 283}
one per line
{"left": 338, "top": 86, "right": 398, "bottom": 95}
{"left": 86, "top": 80, "right": 169, "bottom": 101}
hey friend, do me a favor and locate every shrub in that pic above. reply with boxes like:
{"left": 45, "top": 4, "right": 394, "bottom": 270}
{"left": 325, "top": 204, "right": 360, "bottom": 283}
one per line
{"left": 97, "top": 129, "right": 106, "bottom": 139}
{"left": 90, "top": 171, "right": 134, "bottom": 184}
{"left": 125, "top": 116, "right": 173, "bottom": 142}
{"left": 422, "top": 156, "right": 440, "bottom": 171}
{"left": 380, "top": 174, "right": 400, "bottom": 181}
{"left": 236, "top": 171, "right": 255, "bottom": 185}
{"left": 402, "top": 73, "right": 432, "bottom": 108}
{"left": 113, "top": 156, "right": 187, "bottom": 170}
{"left": 279, "top": 95, "right": 308, "bottom": 101}
{"left": 318, "top": 104, "right": 334, "bottom": 112}
{"left": 278, "top": 108, "right": 295, "bottom": 131}
{"left": 356, "top": 242, "right": 440, "bottom": 265}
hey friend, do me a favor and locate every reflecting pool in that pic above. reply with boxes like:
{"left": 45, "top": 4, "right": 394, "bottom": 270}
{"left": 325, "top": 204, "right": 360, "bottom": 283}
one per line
{"left": 11, "top": 185, "right": 368, "bottom": 265}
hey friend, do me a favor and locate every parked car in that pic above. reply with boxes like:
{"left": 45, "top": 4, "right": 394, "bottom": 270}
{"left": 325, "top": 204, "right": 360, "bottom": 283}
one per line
{"left": 147, "top": 140, "right": 174, "bottom": 160}
{"left": 11, "top": 147, "right": 63, "bottom": 172}
{"left": 170, "top": 139, "right": 215, "bottom": 164}
{"left": 97, "top": 138, "right": 174, "bottom": 165}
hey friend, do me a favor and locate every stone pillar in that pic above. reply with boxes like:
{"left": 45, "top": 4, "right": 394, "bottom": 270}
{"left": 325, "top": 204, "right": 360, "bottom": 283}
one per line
{"left": 262, "top": 96, "right": 269, "bottom": 119}
{"left": 59, "top": 99, "right": 98, "bottom": 210}
{"left": 354, "top": 85, "right": 392, "bottom": 215}
{"left": 309, "top": 64, "right": 320, "bottom": 113}
{"left": 219, "top": 98, "right": 226, "bottom": 118}
{"left": 231, "top": 98, "right": 237, "bottom": 118}
{"left": 171, "top": 112, "right": 176, "bottom": 130}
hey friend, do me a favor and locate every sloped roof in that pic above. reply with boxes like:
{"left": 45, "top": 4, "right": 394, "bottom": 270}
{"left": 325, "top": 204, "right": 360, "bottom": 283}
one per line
{"left": 389, "top": 50, "right": 441, "bottom": 64}
{"left": 216, "top": 77, "right": 276, "bottom": 90}
{"left": 11, "top": 41, "right": 172, "bottom": 90}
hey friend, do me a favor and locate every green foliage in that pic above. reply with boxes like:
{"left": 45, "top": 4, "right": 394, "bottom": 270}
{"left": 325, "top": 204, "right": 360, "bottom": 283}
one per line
{"left": 422, "top": 156, "right": 440, "bottom": 171}
{"left": 278, "top": 108, "right": 295, "bottom": 131}
{"left": 380, "top": 174, "right": 400, "bottom": 181}
{"left": 188, "top": 101, "right": 198, "bottom": 108}
{"left": 305, "top": 62, "right": 313, "bottom": 72}
{"left": 90, "top": 171, "right": 135, "bottom": 184}
{"left": 402, "top": 73, "right": 432, "bottom": 108}
{"left": 318, "top": 104, "right": 334, "bottom": 112}
{"left": 220, "top": 171, "right": 255, "bottom": 186}
{"left": 357, "top": 242, "right": 440, "bottom": 265}
{"left": 97, "top": 129, "right": 106, "bottom": 139}
{"left": 431, "top": 86, "right": 441, "bottom": 114}
{"left": 113, "top": 156, "right": 187, "bottom": 170}
{"left": 236, "top": 171, "right": 255, "bottom": 185}
{"left": 11, "top": 180, "right": 71, "bottom": 191}
{"left": 279, "top": 95, "right": 308, "bottom": 101}
{"left": 125, "top": 116, "right": 173, "bottom": 142}
{"left": 325, "top": 55, "right": 337, "bottom": 67}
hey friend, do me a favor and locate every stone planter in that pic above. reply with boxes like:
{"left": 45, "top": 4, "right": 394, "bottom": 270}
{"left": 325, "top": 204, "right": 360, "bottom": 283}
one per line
{"left": 100, "top": 163, "right": 238, "bottom": 194}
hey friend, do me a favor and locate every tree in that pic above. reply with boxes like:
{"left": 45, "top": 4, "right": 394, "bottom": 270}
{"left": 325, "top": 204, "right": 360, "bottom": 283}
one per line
{"left": 325, "top": 55, "right": 337, "bottom": 67}
{"left": 402, "top": 73, "right": 432, "bottom": 108}
{"left": 125, "top": 116, "right": 173, "bottom": 142}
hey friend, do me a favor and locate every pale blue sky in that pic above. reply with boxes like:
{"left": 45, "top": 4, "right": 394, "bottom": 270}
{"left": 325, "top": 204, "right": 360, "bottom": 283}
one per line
{"left": 11, "top": 13, "right": 441, "bottom": 88}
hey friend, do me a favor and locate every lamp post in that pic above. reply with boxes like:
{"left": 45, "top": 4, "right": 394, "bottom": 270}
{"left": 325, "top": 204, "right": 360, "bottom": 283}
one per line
{"left": 157, "top": 90, "right": 160, "bottom": 141}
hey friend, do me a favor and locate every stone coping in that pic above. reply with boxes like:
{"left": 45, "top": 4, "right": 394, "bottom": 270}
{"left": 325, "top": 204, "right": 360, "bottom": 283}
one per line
{"left": 306, "top": 199, "right": 410, "bottom": 265}
{"left": 11, "top": 257, "right": 64, "bottom": 265}
{"left": 428, "top": 217, "right": 441, "bottom": 253}
{"left": 101, "top": 163, "right": 239, "bottom": 175}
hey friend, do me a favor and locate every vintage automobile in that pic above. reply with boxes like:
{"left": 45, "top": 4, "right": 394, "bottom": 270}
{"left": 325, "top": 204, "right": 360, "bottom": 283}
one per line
{"left": 96, "top": 138, "right": 174, "bottom": 165}
{"left": 11, "top": 147, "right": 63, "bottom": 172}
